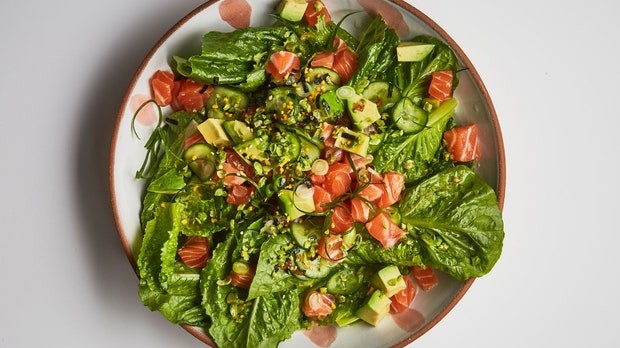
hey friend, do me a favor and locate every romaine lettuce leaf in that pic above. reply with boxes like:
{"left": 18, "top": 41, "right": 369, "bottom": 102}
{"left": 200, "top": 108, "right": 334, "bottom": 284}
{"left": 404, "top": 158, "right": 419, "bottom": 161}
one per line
{"left": 391, "top": 35, "right": 459, "bottom": 99}
{"left": 175, "top": 26, "right": 288, "bottom": 87}
{"left": 399, "top": 166, "right": 504, "bottom": 280}
{"left": 348, "top": 16, "right": 400, "bottom": 87}
{"left": 202, "top": 234, "right": 301, "bottom": 348}
{"left": 248, "top": 234, "right": 321, "bottom": 300}
{"left": 345, "top": 235, "right": 423, "bottom": 267}
{"left": 138, "top": 262, "right": 206, "bottom": 326}
{"left": 146, "top": 168, "right": 186, "bottom": 194}
{"left": 174, "top": 197, "right": 234, "bottom": 237}
{"left": 372, "top": 98, "right": 457, "bottom": 183}
{"left": 138, "top": 204, "right": 180, "bottom": 291}
{"left": 231, "top": 217, "right": 266, "bottom": 261}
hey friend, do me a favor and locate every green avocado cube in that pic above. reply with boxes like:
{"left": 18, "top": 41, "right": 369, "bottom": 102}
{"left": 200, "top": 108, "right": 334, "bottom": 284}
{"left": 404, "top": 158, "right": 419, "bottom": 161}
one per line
{"left": 347, "top": 96, "right": 381, "bottom": 130}
{"left": 396, "top": 42, "right": 435, "bottom": 62}
{"left": 356, "top": 290, "right": 392, "bottom": 326}
{"left": 371, "top": 265, "right": 406, "bottom": 298}
{"left": 334, "top": 127, "right": 370, "bottom": 157}
{"left": 276, "top": 0, "right": 308, "bottom": 22}
{"left": 197, "top": 118, "right": 232, "bottom": 148}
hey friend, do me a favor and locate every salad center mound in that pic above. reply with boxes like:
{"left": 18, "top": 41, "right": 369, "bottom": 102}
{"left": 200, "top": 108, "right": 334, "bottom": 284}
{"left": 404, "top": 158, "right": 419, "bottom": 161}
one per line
{"left": 134, "top": 1, "right": 504, "bottom": 347}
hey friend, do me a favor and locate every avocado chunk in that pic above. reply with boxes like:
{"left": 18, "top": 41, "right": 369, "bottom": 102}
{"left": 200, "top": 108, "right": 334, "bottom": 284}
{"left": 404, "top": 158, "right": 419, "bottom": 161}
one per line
{"left": 278, "top": 189, "right": 315, "bottom": 220}
{"left": 396, "top": 42, "right": 435, "bottom": 62}
{"left": 335, "top": 312, "right": 359, "bottom": 327}
{"left": 356, "top": 289, "right": 392, "bottom": 326}
{"left": 347, "top": 95, "right": 381, "bottom": 130}
{"left": 276, "top": 0, "right": 308, "bottom": 22}
{"left": 318, "top": 90, "right": 345, "bottom": 122}
{"left": 223, "top": 120, "right": 254, "bottom": 144}
{"left": 334, "top": 127, "right": 370, "bottom": 157}
{"left": 371, "top": 265, "right": 406, "bottom": 298}
{"left": 234, "top": 137, "right": 268, "bottom": 163}
{"left": 197, "top": 118, "right": 232, "bottom": 148}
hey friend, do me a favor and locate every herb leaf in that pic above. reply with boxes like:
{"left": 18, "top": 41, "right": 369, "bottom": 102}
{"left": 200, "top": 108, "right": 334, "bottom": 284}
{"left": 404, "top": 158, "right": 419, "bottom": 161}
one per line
{"left": 399, "top": 166, "right": 504, "bottom": 280}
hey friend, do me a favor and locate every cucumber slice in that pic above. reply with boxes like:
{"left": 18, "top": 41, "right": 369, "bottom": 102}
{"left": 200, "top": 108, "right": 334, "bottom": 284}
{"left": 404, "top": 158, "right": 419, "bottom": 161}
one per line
{"left": 234, "top": 137, "right": 268, "bottom": 163}
{"left": 296, "top": 67, "right": 340, "bottom": 97}
{"left": 281, "top": 131, "right": 301, "bottom": 163}
{"left": 342, "top": 227, "right": 358, "bottom": 250}
{"left": 298, "top": 135, "right": 321, "bottom": 170}
{"left": 205, "top": 86, "right": 249, "bottom": 118}
{"left": 391, "top": 97, "right": 428, "bottom": 134}
{"left": 223, "top": 120, "right": 253, "bottom": 144}
{"left": 291, "top": 221, "right": 323, "bottom": 249}
{"left": 294, "top": 250, "right": 334, "bottom": 279}
{"left": 362, "top": 81, "right": 401, "bottom": 111}
{"left": 184, "top": 143, "right": 217, "bottom": 181}
{"left": 326, "top": 268, "right": 363, "bottom": 295}
{"left": 305, "top": 67, "right": 341, "bottom": 86}
{"left": 266, "top": 87, "right": 300, "bottom": 125}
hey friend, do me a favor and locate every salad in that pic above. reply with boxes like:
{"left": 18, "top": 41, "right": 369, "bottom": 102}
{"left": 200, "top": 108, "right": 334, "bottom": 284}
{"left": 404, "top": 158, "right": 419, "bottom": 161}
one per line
{"left": 133, "top": 1, "right": 504, "bottom": 347}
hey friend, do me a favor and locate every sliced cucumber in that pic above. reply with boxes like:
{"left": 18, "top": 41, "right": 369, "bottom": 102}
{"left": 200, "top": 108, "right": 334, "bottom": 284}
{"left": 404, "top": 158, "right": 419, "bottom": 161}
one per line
{"left": 291, "top": 221, "right": 323, "bottom": 249}
{"left": 223, "top": 120, "right": 253, "bottom": 144}
{"left": 184, "top": 143, "right": 217, "bottom": 181}
{"left": 298, "top": 135, "right": 321, "bottom": 170}
{"left": 296, "top": 67, "right": 340, "bottom": 97}
{"left": 391, "top": 97, "right": 428, "bottom": 134}
{"left": 234, "top": 137, "right": 268, "bottom": 163}
{"left": 326, "top": 268, "right": 363, "bottom": 295}
{"left": 305, "top": 67, "right": 341, "bottom": 86}
{"left": 341, "top": 227, "right": 358, "bottom": 250}
{"left": 281, "top": 131, "right": 301, "bottom": 163}
{"left": 362, "top": 81, "right": 401, "bottom": 111}
{"left": 294, "top": 250, "right": 335, "bottom": 279}
{"left": 266, "top": 87, "right": 300, "bottom": 125}
{"left": 205, "top": 86, "right": 249, "bottom": 118}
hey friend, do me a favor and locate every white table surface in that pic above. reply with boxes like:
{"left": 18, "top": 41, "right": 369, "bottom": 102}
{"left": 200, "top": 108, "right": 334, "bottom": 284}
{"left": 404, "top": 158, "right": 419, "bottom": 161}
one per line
{"left": 1, "top": 1, "right": 619, "bottom": 347}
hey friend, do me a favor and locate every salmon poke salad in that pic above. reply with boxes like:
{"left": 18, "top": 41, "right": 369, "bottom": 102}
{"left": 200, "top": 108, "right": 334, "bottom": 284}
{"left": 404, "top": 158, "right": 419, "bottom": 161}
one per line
{"left": 130, "top": 1, "right": 504, "bottom": 347}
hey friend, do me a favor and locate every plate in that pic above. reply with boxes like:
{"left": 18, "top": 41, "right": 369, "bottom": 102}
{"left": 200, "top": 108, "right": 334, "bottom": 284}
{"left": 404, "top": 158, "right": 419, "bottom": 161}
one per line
{"left": 110, "top": 1, "right": 505, "bottom": 347}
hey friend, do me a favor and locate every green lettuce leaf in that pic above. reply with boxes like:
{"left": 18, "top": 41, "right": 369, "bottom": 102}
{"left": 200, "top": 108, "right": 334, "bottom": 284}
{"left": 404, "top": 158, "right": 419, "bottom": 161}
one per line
{"left": 390, "top": 35, "right": 459, "bottom": 99}
{"left": 399, "top": 166, "right": 504, "bottom": 280}
{"left": 175, "top": 26, "right": 288, "bottom": 87}
{"left": 138, "top": 262, "right": 206, "bottom": 326}
{"left": 247, "top": 234, "right": 321, "bottom": 300}
{"left": 372, "top": 98, "right": 457, "bottom": 183}
{"left": 345, "top": 236, "right": 423, "bottom": 267}
{"left": 146, "top": 168, "right": 186, "bottom": 194}
{"left": 348, "top": 16, "right": 400, "bottom": 87}
{"left": 137, "top": 204, "right": 180, "bottom": 291}
{"left": 202, "top": 234, "right": 301, "bottom": 348}
{"left": 174, "top": 197, "right": 235, "bottom": 237}
{"left": 231, "top": 217, "right": 267, "bottom": 261}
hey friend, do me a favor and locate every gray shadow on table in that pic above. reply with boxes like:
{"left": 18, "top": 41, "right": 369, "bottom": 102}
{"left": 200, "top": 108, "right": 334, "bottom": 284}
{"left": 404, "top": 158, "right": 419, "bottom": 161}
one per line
{"left": 71, "top": 1, "right": 205, "bottom": 342}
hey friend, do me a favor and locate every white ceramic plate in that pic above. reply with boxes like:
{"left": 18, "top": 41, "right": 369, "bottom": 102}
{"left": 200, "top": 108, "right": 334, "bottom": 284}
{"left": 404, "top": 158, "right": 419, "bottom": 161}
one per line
{"left": 110, "top": 1, "right": 505, "bottom": 347}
